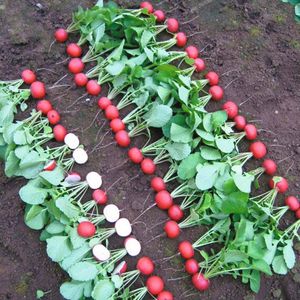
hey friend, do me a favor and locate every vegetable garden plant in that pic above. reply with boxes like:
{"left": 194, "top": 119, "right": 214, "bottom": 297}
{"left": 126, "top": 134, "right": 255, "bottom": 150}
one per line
{"left": 0, "top": 1, "right": 299, "bottom": 299}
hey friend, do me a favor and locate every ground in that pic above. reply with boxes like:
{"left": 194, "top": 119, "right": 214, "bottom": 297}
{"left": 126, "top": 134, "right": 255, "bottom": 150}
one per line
{"left": 0, "top": 0, "right": 299, "bottom": 299}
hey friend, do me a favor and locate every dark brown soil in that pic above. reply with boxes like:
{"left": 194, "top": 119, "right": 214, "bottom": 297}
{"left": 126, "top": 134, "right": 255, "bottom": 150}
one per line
{"left": 0, "top": 0, "right": 300, "bottom": 299}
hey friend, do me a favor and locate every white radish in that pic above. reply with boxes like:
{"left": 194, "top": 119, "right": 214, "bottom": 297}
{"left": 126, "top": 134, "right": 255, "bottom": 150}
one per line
{"left": 64, "top": 172, "right": 81, "bottom": 184}
{"left": 86, "top": 172, "right": 102, "bottom": 189}
{"left": 115, "top": 218, "right": 132, "bottom": 237}
{"left": 92, "top": 244, "right": 111, "bottom": 262}
{"left": 44, "top": 160, "right": 56, "bottom": 171}
{"left": 64, "top": 133, "right": 80, "bottom": 149}
{"left": 125, "top": 237, "right": 141, "bottom": 256}
{"left": 73, "top": 148, "right": 88, "bottom": 164}
{"left": 103, "top": 204, "right": 120, "bottom": 223}
{"left": 112, "top": 261, "right": 127, "bottom": 275}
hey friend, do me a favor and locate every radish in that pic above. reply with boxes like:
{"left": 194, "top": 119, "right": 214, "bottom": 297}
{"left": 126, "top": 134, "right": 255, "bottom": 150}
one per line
{"left": 92, "top": 189, "right": 107, "bottom": 205}
{"left": 64, "top": 133, "right": 80, "bottom": 149}
{"left": 74, "top": 73, "right": 88, "bottom": 87}
{"left": 222, "top": 101, "right": 238, "bottom": 119}
{"left": 249, "top": 141, "right": 267, "bottom": 159}
{"left": 192, "top": 273, "right": 210, "bottom": 291}
{"left": 86, "top": 80, "right": 101, "bottom": 96}
{"left": 151, "top": 177, "right": 166, "bottom": 192}
{"left": 68, "top": 58, "right": 84, "bottom": 74}
{"left": 137, "top": 257, "right": 155, "bottom": 275}
{"left": 30, "top": 81, "right": 46, "bottom": 99}
{"left": 64, "top": 172, "right": 81, "bottom": 184}
{"left": 269, "top": 177, "right": 288, "bottom": 194}
{"left": 112, "top": 261, "right": 127, "bottom": 275}
{"left": 140, "top": 1, "right": 154, "bottom": 13}
{"left": 37, "top": 100, "right": 52, "bottom": 115}
{"left": 77, "top": 221, "right": 96, "bottom": 238}
{"left": 154, "top": 10, "right": 165, "bottom": 22}
{"left": 244, "top": 124, "right": 257, "bottom": 140}
{"left": 86, "top": 172, "right": 102, "bottom": 189}
{"left": 53, "top": 124, "right": 67, "bottom": 142}
{"left": 98, "top": 97, "right": 112, "bottom": 110}
{"left": 44, "top": 160, "right": 56, "bottom": 171}
{"left": 110, "top": 118, "right": 125, "bottom": 133}
{"left": 124, "top": 237, "right": 141, "bottom": 256}
{"left": 262, "top": 159, "right": 277, "bottom": 176}
{"left": 92, "top": 244, "right": 111, "bottom": 261}
{"left": 155, "top": 190, "right": 173, "bottom": 210}
{"left": 115, "top": 218, "right": 132, "bottom": 237}
{"left": 105, "top": 105, "right": 119, "bottom": 120}
{"left": 164, "top": 221, "right": 180, "bottom": 239}
{"left": 168, "top": 205, "right": 184, "bottom": 221}
{"left": 128, "top": 147, "right": 144, "bottom": 164}
{"left": 296, "top": 209, "right": 300, "bottom": 219}
{"left": 285, "top": 196, "right": 299, "bottom": 211}
{"left": 234, "top": 115, "right": 247, "bottom": 130}
{"left": 176, "top": 32, "right": 187, "bottom": 47}
{"left": 167, "top": 18, "right": 179, "bottom": 33}
{"left": 115, "top": 130, "right": 131, "bottom": 147}
{"left": 21, "top": 69, "right": 36, "bottom": 85}
{"left": 157, "top": 291, "right": 173, "bottom": 300}
{"left": 47, "top": 110, "right": 60, "bottom": 125}
{"left": 73, "top": 148, "right": 88, "bottom": 164}
{"left": 205, "top": 71, "right": 219, "bottom": 86}
{"left": 141, "top": 158, "right": 156, "bottom": 175}
{"left": 178, "top": 241, "right": 194, "bottom": 259}
{"left": 54, "top": 28, "right": 68, "bottom": 43}
{"left": 194, "top": 58, "right": 206, "bottom": 73}
{"left": 66, "top": 43, "right": 82, "bottom": 58}
{"left": 209, "top": 85, "right": 223, "bottom": 101}
{"left": 186, "top": 46, "right": 199, "bottom": 59}
{"left": 103, "top": 204, "right": 120, "bottom": 223}
{"left": 146, "top": 276, "right": 164, "bottom": 296}
{"left": 185, "top": 258, "right": 199, "bottom": 275}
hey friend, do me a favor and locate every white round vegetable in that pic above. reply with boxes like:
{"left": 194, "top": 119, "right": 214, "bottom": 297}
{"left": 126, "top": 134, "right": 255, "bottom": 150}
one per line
{"left": 112, "top": 261, "right": 127, "bottom": 275}
{"left": 65, "top": 172, "right": 81, "bottom": 184}
{"left": 73, "top": 148, "right": 88, "bottom": 164}
{"left": 115, "top": 218, "right": 132, "bottom": 237}
{"left": 103, "top": 204, "right": 120, "bottom": 223}
{"left": 92, "top": 244, "right": 111, "bottom": 262}
{"left": 125, "top": 237, "right": 141, "bottom": 256}
{"left": 64, "top": 133, "right": 80, "bottom": 149}
{"left": 86, "top": 172, "right": 102, "bottom": 189}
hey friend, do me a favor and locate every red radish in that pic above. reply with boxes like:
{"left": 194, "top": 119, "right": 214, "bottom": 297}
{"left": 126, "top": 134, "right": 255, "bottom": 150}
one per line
{"left": 64, "top": 172, "right": 81, "bottom": 184}
{"left": 68, "top": 58, "right": 84, "bottom": 74}
{"left": 115, "top": 130, "right": 131, "bottom": 147}
{"left": 186, "top": 46, "right": 199, "bottom": 59}
{"left": 115, "top": 218, "right": 132, "bottom": 237}
{"left": 244, "top": 124, "right": 257, "bottom": 140}
{"left": 44, "top": 160, "right": 56, "bottom": 171}
{"left": 98, "top": 97, "right": 112, "bottom": 110}
{"left": 73, "top": 148, "right": 88, "bottom": 164}
{"left": 21, "top": 69, "right": 36, "bottom": 85}
{"left": 146, "top": 276, "right": 164, "bottom": 296}
{"left": 222, "top": 101, "right": 238, "bottom": 119}
{"left": 164, "top": 221, "right": 180, "bottom": 239}
{"left": 185, "top": 258, "right": 199, "bottom": 275}
{"left": 209, "top": 85, "right": 223, "bottom": 101}
{"left": 92, "top": 189, "right": 107, "bottom": 205}
{"left": 77, "top": 221, "right": 96, "bottom": 238}
{"left": 93, "top": 244, "right": 111, "bottom": 261}
{"left": 154, "top": 10, "right": 165, "bottom": 22}
{"left": 53, "top": 124, "right": 67, "bottom": 142}
{"left": 66, "top": 43, "right": 82, "bottom": 57}
{"left": 151, "top": 177, "right": 166, "bottom": 192}
{"left": 157, "top": 291, "right": 174, "bottom": 300}
{"left": 137, "top": 257, "right": 155, "bottom": 275}
{"left": 168, "top": 205, "right": 184, "bottom": 221}
{"left": 155, "top": 190, "right": 173, "bottom": 210}
{"left": 141, "top": 158, "right": 156, "bottom": 175}
{"left": 110, "top": 118, "right": 125, "bottom": 133}
{"left": 86, "top": 80, "right": 101, "bottom": 96}
{"left": 54, "top": 28, "right": 68, "bottom": 43}
{"left": 140, "top": 1, "right": 154, "bottom": 13}
{"left": 37, "top": 100, "right": 52, "bottom": 115}
{"left": 285, "top": 196, "right": 299, "bottom": 211}
{"left": 269, "top": 177, "right": 289, "bottom": 194}
{"left": 30, "top": 81, "right": 46, "bottom": 99}
{"left": 295, "top": 209, "right": 300, "bottom": 219}
{"left": 74, "top": 73, "right": 88, "bottom": 87}
{"left": 86, "top": 172, "right": 102, "bottom": 189}
{"left": 105, "top": 105, "right": 119, "bottom": 120}
{"left": 194, "top": 58, "right": 206, "bottom": 73}
{"left": 103, "top": 204, "right": 120, "bottom": 223}
{"left": 178, "top": 241, "right": 194, "bottom": 259}
{"left": 124, "top": 237, "right": 141, "bottom": 256}
{"left": 262, "top": 159, "right": 277, "bottom": 176}
{"left": 47, "top": 110, "right": 60, "bottom": 125}
{"left": 205, "top": 71, "right": 219, "bottom": 86}
{"left": 128, "top": 147, "right": 144, "bottom": 164}
{"left": 64, "top": 133, "right": 80, "bottom": 149}
{"left": 192, "top": 273, "right": 210, "bottom": 291}
{"left": 112, "top": 261, "right": 127, "bottom": 275}
{"left": 249, "top": 141, "right": 267, "bottom": 159}
{"left": 234, "top": 115, "right": 247, "bottom": 130}
{"left": 176, "top": 32, "right": 187, "bottom": 47}
{"left": 167, "top": 18, "right": 179, "bottom": 33}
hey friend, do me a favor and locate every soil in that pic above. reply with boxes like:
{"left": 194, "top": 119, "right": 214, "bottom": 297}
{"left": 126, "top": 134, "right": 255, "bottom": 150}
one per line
{"left": 0, "top": 0, "right": 300, "bottom": 299}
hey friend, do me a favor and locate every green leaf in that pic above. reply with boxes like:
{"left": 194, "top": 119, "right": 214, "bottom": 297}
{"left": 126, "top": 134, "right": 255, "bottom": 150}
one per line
{"left": 46, "top": 236, "right": 72, "bottom": 262}
{"left": 24, "top": 205, "right": 48, "bottom": 230}
{"left": 105, "top": 61, "right": 125, "bottom": 76}
{"left": 232, "top": 173, "right": 254, "bottom": 193}
{"left": 222, "top": 192, "right": 249, "bottom": 214}
{"left": 178, "top": 153, "right": 202, "bottom": 180}
{"left": 69, "top": 227, "right": 86, "bottom": 249}
{"left": 19, "top": 183, "right": 48, "bottom": 205}
{"left": 203, "top": 114, "right": 213, "bottom": 132}
{"left": 5, "top": 151, "right": 20, "bottom": 177}
{"left": 157, "top": 86, "right": 171, "bottom": 102}
{"left": 165, "top": 142, "right": 191, "bottom": 161}
{"left": 39, "top": 167, "right": 65, "bottom": 186}
{"left": 141, "top": 30, "right": 153, "bottom": 48}
{"left": 196, "top": 129, "right": 215, "bottom": 142}
{"left": 178, "top": 86, "right": 190, "bottom": 105}
{"left": 111, "top": 275, "right": 123, "bottom": 289}
{"left": 92, "top": 280, "right": 115, "bottom": 300}
{"left": 272, "top": 255, "right": 288, "bottom": 275}
{"left": 60, "top": 281, "right": 85, "bottom": 300}
{"left": 196, "top": 164, "right": 219, "bottom": 190}
{"left": 36, "top": 290, "right": 45, "bottom": 299}
{"left": 283, "top": 242, "right": 296, "bottom": 269}
{"left": 211, "top": 111, "right": 227, "bottom": 129}
{"left": 68, "top": 262, "right": 98, "bottom": 282}
{"left": 46, "top": 220, "right": 65, "bottom": 235}
{"left": 133, "top": 91, "right": 149, "bottom": 107}
{"left": 170, "top": 123, "right": 193, "bottom": 143}
{"left": 252, "top": 259, "right": 272, "bottom": 275}
{"left": 145, "top": 104, "right": 172, "bottom": 128}
{"left": 15, "top": 145, "right": 30, "bottom": 159}
{"left": 224, "top": 250, "right": 248, "bottom": 263}
{"left": 216, "top": 138, "right": 235, "bottom": 154}
{"left": 250, "top": 270, "right": 260, "bottom": 293}
{"left": 200, "top": 146, "right": 221, "bottom": 160}
{"left": 13, "top": 130, "right": 27, "bottom": 145}
{"left": 56, "top": 196, "right": 80, "bottom": 220}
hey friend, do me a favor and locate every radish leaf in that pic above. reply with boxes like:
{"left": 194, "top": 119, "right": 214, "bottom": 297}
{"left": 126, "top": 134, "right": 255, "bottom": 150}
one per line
{"left": 46, "top": 236, "right": 72, "bottom": 262}
{"left": 92, "top": 279, "right": 115, "bottom": 300}
{"left": 68, "top": 261, "right": 98, "bottom": 281}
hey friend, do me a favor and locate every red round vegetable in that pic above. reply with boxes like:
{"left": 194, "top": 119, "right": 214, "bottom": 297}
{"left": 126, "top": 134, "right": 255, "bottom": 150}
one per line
{"left": 141, "top": 158, "right": 156, "bottom": 175}
{"left": 222, "top": 101, "right": 238, "bottom": 119}
{"left": 150, "top": 177, "right": 166, "bottom": 192}
{"left": 110, "top": 118, "right": 125, "bottom": 133}
{"left": 92, "top": 189, "right": 108, "bottom": 205}
{"left": 168, "top": 205, "right": 184, "bottom": 221}
{"left": 234, "top": 115, "right": 247, "bottom": 130}
{"left": 167, "top": 18, "right": 179, "bottom": 33}
{"left": 155, "top": 190, "right": 173, "bottom": 210}
{"left": 98, "top": 97, "right": 112, "bottom": 110}
{"left": 54, "top": 28, "right": 68, "bottom": 43}
{"left": 154, "top": 10, "right": 165, "bottom": 22}
{"left": 192, "top": 273, "right": 210, "bottom": 291}
{"left": 136, "top": 256, "right": 155, "bottom": 275}
{"left": 53, "top": 124, "right": 67, "bottom": 142}
{"left": 262, "top": 159, "right": 277, "bottom": 176}
{"left": 140, "top": 1, "right": 154, "bottom": 13}
{"left": 209, "top": 85, "right": 224, "bottom": 101}
{"left": 185, "top": 258, "right": 199, "bottom": 275}
{"left": 47, "top": 109, "right": 60, "bottom": 125}
{"left": 244, "top": 124, "right": 257, "bottom": 140}
{"left": 66, "top": 43, "right": 82, "bottom": 58}
{"left": 249, "top": 141, "right": 267, "bottom": 159}
{"left": 77, "top": 221, "right": 96, "bottom": 238}
{"left": 186, "top": 45, "right": 199, "bottom": 59}
{"left": 146, "top": 276, "right": 164, "bottom": 296}
{"left": 205, "top": 71, "right": 219, "bottom": 86}
{"left": 21, "top": 69, "right": 36, "bottom": 85}
{"left": 68, "top": 58, "right": 84, "bottom": 74}
{"left": 128, "top": 147, "right": 144, "bottom": 164}
{"left": 74, "top": 73, "right": 88, "bottom": 87}
{"left": 37, "top": 100, "right": 52, "bottom": 115}
{"left": 269, "top": 177, "right": 289, "bottom": 194}
{"left": 176, "top": 32, "right": 187, "bottom": 47}
{"left": 157, "top": 291, "right": 174, "bottom": 300}
{"left": 86, "top": 80, "right": 101, "bottom": 96}
{"left": 30, "top": 81, "right": 46, "bottom": 99}
{"left": 194, "top": 58, "right": 206, "bottom": 73}
{"left": 178, "top": 241, "right": 194, "bottom": 259}
{"left": 285, "top": 196, "right": 299, "bottom": 211}
{"left": 105, "top": 105, "right": 119, "bottom": 120}
{"left": 115, "top": 130, "right": 131, "bottom": 148}
{"left": 164, "top": 221, "right": 180, "bottom": 239}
